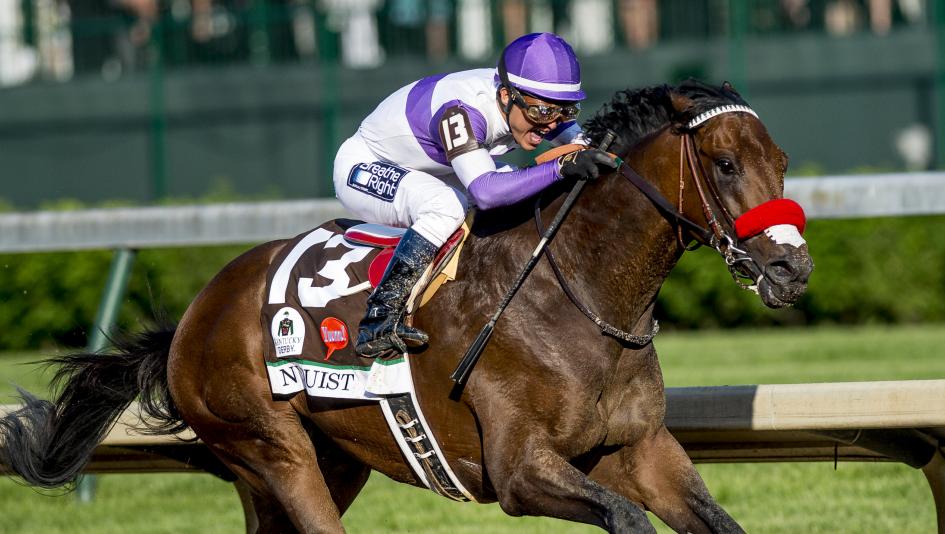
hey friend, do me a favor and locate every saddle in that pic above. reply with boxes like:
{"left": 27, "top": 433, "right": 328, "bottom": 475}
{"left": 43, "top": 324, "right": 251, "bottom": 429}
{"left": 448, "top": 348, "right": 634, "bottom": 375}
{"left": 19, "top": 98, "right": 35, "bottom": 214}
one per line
{"left": 344, "top": 222, "right": 467, "bottom": 313}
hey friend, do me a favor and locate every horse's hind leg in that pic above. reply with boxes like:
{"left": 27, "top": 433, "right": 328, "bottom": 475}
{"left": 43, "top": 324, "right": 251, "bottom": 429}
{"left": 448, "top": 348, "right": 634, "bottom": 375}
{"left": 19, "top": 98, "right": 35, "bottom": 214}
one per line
{"left": 235, "top": 433, "right": 370, "bottom": 534}
{"left": 208, "top": 410, "right": 371, "bottom": 533}
{"left": 304, "top": 421, "right": 372, "bottom": 515}
{"left": 172, "top": 347, "right": 357, "bottom": 534}
{"left": 590, "top": 426, "right": 744, "bottom": 534}
{"left": 188, "top": 396, "right": 348, "bottom": 534}
{"left": 237, "top": 453, "right": 368, "bottom": 534}
{"left": 169, "top": 240, "right": 366, "bottom": 533}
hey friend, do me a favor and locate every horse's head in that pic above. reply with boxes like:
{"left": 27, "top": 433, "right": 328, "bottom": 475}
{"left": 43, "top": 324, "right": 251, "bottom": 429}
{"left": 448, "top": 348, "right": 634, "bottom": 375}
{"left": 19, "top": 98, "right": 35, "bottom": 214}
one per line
{"left": 669, "top": 81, "right": 813, "bottom": 308}
{"left": 587, "top": 80, "right": 813, "bottom": 309}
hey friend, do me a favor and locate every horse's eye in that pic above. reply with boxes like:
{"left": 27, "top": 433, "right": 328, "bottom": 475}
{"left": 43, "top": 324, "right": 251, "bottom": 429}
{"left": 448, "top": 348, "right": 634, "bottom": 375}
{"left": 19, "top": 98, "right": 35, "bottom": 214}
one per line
{"left": 716, "top": 158, "right": 736, "bottom": 176}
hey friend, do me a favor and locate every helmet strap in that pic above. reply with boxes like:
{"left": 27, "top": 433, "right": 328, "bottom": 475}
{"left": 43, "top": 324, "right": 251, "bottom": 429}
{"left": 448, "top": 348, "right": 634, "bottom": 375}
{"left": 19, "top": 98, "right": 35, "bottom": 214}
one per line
{"left": 496, "top": 48, "right": 516, "bottom": 119}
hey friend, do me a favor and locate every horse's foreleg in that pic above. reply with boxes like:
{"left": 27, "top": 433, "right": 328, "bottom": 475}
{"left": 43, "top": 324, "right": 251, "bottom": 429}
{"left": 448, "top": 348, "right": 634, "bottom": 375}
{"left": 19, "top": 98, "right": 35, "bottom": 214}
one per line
{"left": 489, "top": 436, "right": 656, "bottom": 533}
{"left": 590, "top": 426, "right": 744, "bottom": 534}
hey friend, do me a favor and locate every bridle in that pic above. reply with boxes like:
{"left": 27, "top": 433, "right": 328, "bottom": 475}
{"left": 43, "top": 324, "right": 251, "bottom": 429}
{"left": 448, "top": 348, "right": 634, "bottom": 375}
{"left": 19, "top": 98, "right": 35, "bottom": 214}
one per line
{"left": 671, "top": 106, "right": 766, "bottom": 292}
{"left": 537, "top": 105, "right": 803, "bottom": 345}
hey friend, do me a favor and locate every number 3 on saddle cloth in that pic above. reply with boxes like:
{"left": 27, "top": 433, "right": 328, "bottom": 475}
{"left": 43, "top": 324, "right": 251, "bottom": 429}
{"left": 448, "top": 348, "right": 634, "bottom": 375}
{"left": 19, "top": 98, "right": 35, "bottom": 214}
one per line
{"left": 261, "top": 218, "right": 467, "bottom": 401}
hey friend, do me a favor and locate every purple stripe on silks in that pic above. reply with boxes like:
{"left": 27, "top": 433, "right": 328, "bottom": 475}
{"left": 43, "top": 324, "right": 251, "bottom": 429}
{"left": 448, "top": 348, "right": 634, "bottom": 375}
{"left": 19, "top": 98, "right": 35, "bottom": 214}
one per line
{"left": 406, "top": 73, "right": 450, "bottom": 166}
{"left": 467, "top": 161, "right": 559, "bottom": 210}
{"left": 543, "top": 120, "right": 581, "bottom": 146}
{"left": 429, "top": 99, "right": 488, "bottom": 146}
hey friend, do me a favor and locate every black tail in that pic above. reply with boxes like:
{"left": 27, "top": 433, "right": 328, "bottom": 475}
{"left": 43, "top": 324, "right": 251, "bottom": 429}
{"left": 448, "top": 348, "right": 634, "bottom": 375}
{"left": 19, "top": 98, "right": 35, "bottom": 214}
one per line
{"left": 0, "top": 322, "right": 185, "bottom": 489}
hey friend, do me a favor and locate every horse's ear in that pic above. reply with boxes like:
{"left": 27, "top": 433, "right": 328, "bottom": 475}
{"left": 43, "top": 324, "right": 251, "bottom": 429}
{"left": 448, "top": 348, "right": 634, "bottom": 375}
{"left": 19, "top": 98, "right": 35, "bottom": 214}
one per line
{"left": 669, "top": 93, "right": 695, "bottom": 129}
{"left": 721, "top": 80, "right": 742, "bottom": 97}
{"left": 669, "top": 93, "right": 694, "bottom": 114}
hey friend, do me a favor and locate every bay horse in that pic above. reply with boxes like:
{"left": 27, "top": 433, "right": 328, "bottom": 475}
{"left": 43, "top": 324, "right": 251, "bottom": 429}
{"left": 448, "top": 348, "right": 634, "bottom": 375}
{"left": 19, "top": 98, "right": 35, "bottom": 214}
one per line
{"left": 1, "top": 81, "right": 812, "bottom": 533}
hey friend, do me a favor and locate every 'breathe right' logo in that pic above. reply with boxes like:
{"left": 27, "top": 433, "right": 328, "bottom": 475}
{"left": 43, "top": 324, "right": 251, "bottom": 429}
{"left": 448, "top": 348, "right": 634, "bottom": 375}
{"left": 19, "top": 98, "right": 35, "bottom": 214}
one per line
{"left": 347, "top": 161, "right": 408, "bottom": 202}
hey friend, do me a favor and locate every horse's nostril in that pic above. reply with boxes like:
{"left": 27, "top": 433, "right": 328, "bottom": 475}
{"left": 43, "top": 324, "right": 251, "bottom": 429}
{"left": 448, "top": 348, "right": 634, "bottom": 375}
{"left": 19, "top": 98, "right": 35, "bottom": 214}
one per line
{"left": 766, "top": 260, "right": 796, "bottom": 283}
{"left": 765, "top": 255, "right": 813, "bottom": 285}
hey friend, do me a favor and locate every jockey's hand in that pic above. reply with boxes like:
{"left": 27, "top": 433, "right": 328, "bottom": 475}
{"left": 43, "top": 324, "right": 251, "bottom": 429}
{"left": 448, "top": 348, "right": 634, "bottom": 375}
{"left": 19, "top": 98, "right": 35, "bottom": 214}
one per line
{"left": 557, "top": 148, "right": 618, "bottom": 181}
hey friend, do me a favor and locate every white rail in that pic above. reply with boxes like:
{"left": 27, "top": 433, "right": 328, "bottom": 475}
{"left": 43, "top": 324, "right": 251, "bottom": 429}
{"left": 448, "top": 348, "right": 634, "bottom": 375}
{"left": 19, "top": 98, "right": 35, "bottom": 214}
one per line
{"left": 0, "top": 173, "right": 943, "bottom": 253}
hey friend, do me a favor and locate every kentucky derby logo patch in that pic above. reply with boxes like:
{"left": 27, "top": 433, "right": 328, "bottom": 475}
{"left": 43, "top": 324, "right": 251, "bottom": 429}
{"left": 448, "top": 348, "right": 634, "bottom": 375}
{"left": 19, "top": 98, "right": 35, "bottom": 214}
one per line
{"left": 272, "top": 307, "right": 306, "bottom": 357}
{"left": 347, "top": 161, "right": 408, "bottom": 202}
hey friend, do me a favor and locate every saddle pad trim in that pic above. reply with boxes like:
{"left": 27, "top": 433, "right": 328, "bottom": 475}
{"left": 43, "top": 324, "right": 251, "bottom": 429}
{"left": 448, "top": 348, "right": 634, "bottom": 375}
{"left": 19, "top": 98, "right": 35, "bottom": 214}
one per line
{"left": 408, "top": 222, "right": 470, "bottom": 313}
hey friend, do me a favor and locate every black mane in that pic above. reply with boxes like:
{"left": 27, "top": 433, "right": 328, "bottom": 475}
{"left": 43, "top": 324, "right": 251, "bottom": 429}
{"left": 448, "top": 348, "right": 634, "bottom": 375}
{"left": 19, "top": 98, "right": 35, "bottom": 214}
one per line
{"left": 582, "top": 79, "right": 749, "bottom": 155}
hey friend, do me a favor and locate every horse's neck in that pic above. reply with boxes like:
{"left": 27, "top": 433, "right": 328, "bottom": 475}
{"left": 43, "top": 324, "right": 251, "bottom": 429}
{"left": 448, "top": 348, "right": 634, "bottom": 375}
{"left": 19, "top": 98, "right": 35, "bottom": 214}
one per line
{"left": 456, "top": 136, "right": 685, "bottom": 337}
{"left": 552, "top": 153, "right": 683, "bottom": 328}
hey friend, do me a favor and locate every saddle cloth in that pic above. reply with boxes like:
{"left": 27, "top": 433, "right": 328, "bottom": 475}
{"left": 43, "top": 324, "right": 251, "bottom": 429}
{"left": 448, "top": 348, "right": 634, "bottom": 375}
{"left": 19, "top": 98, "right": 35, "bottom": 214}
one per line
{"left": 260, "top": 218, "right": 476, "bottom": 502}
{"left": 260, "top": 218, "right": 466, "bottom": 400}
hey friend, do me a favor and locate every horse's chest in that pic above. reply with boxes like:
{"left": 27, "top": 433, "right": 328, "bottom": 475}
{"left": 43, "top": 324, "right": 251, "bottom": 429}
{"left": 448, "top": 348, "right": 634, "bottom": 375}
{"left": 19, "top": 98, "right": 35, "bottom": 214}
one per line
{"left": 597, "top": 369, "right": 666, "bottom": 447}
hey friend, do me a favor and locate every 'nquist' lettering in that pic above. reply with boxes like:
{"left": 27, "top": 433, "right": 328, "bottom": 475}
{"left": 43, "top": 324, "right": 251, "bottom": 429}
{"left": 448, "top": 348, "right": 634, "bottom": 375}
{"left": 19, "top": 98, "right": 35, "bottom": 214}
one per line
{"left": 300, "top": 368, "right": 356, "bottom": 391}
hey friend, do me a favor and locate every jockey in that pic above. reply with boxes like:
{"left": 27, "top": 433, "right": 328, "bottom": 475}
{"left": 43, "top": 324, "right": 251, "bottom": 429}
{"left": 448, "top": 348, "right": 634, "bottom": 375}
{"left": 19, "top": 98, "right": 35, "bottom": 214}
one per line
{"left": 333, "top": 32, "right": 617, "bottom": 358}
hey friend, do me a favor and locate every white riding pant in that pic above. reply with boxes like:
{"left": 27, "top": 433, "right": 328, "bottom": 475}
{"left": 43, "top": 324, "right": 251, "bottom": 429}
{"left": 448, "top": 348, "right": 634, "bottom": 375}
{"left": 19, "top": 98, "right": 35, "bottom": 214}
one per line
{"left": 332, "top": 132, "right": 469, "bottom": 247}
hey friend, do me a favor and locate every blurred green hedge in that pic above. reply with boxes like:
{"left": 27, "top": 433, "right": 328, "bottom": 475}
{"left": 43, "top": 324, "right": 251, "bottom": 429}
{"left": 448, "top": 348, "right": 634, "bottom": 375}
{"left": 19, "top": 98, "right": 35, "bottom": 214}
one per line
{"left": 0, "top": 213, "right": 943, "bottom": 350}
{"left": 658, "top": 216, "right": 945, "bottom": 329}
{"left": 0, "top": 245, "right": 249, "bottom": 350}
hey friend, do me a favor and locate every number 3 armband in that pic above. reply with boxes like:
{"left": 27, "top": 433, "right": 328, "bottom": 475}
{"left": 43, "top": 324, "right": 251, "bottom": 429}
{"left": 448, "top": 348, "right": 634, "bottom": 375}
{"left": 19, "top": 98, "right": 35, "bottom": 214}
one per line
{"left": 438, "top": 106, "right": 482, "bottom": 160}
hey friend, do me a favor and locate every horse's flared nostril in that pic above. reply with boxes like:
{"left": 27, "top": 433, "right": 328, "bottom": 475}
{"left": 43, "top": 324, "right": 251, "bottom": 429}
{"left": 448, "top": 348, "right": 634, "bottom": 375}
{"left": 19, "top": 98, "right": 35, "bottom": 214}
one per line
{"left": 765, "top": 256, "right": 812, "bottom": 285}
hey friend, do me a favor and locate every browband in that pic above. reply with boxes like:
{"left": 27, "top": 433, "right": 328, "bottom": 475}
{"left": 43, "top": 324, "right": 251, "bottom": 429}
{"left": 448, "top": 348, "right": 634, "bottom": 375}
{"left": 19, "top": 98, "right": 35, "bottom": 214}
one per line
{"left": 686, "top": 105, "right": 758, "bottom": 129}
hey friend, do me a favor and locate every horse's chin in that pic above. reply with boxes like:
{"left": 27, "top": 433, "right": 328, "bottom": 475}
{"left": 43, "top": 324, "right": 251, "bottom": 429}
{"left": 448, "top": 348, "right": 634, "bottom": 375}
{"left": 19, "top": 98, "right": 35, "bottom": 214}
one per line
{"left": 757, "top": 278, "right": 806, "bottom": 309}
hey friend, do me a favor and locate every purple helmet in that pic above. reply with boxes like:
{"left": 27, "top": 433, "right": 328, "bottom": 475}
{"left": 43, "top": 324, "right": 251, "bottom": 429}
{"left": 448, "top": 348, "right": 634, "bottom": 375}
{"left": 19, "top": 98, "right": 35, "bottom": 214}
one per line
{"left": 496, "top": 33, "right": 585, "bottom": 102}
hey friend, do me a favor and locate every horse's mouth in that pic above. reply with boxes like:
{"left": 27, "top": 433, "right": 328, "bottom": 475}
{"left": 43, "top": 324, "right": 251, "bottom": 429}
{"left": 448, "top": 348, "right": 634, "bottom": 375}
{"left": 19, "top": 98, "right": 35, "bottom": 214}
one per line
{"left": 758, "top": 277, "right": 807, "bottom": 309}
{"left": 744, "top": 244, "right": 813, "bottom": 309}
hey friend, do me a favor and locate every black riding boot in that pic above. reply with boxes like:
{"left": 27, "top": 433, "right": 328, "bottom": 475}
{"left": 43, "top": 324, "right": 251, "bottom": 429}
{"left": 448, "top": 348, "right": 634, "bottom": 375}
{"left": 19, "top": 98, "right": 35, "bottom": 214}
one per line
{"left": 356, "top": 228, "right": 438, "bottom": 358}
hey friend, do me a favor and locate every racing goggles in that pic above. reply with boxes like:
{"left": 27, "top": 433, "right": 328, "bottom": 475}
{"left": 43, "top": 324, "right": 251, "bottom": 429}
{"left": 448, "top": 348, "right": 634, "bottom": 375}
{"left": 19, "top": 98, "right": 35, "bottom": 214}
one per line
{"left": 511, "top": 89, "right": 580, "bottom": 124}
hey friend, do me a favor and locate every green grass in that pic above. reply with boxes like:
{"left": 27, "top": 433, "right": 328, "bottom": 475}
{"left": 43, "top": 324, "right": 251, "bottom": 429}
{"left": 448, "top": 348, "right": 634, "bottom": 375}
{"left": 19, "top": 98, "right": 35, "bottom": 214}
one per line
{"left": 1, "top": 324, "right": 943, "bottom": 533}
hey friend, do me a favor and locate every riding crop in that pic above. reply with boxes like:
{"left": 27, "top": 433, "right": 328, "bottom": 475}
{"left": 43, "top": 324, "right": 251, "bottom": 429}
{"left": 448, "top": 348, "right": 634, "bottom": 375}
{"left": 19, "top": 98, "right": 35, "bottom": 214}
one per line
{"left": 450, "top": 131, "right": 617, "bottom": 386}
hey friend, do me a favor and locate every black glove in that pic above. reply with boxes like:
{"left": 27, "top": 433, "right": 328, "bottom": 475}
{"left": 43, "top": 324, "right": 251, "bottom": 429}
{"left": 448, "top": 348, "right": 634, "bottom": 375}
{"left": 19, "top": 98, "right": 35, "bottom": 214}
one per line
{"left": 557, "top": 148, "right": 618, "bottom": 181}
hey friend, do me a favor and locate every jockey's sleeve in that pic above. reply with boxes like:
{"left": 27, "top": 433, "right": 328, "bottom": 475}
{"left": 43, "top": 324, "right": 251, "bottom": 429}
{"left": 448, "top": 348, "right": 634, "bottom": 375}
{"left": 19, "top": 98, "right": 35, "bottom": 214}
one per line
{"left": 452, "top": 148, "right": 560, "bottom": 210}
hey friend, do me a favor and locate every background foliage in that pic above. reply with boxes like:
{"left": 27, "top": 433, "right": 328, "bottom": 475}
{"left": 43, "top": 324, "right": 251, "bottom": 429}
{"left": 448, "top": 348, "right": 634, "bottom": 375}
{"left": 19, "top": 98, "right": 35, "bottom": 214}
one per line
{"left": 657, "top": 215, "right": 945, "bottom": 330}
